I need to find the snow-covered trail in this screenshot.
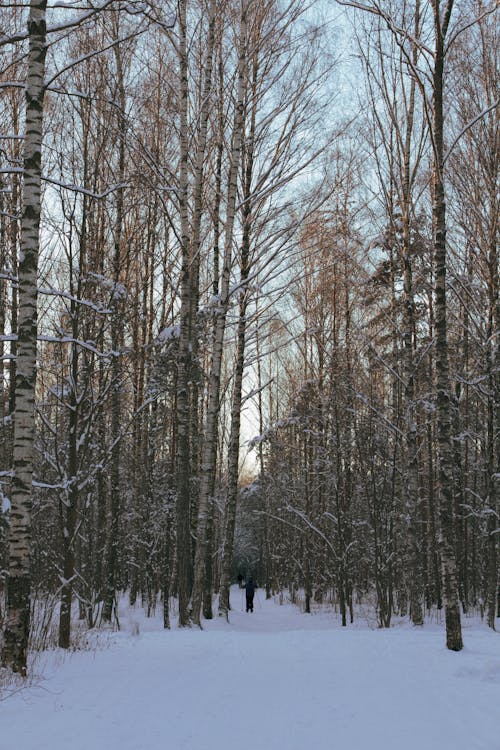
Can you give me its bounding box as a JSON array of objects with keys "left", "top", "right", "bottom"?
[{"left": 1, "top": 590, "right": 499, "bottom": 750}]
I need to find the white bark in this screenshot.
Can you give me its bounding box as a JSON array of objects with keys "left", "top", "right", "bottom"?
[
  {"left": 2, "top": 0, "right": 47, "bottom": 675},
  {"left": 191, "top": 0, "right": 248, "bottom": 626}
]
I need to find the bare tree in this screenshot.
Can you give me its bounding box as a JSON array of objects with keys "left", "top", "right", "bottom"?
[{"left": 1, "top": 0, "right": 47, "bottom": 674}]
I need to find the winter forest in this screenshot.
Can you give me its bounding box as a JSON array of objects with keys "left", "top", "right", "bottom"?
[{"left": 0, "top": 0, "right": 499, "bottom": 740}]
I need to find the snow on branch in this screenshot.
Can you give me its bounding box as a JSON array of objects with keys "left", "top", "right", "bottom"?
[
  {"left": 37, "top": 335, "right": 122, "bottom": 358},
  {"left": 241, "top": 378, "right": 274, "bottom": 406},
  {"left": 156, "top": 324, "right": 180, "bottom": 344},
  {"left": 38, "top": 286, "right": 113, "bottom": 314},
  {"left": 43, "top": 176, "right": 129, "bottom": 199}
]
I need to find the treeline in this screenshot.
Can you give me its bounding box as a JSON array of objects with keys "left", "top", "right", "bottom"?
[{"left": 0, "top": 0, "right": 498, "bottom": 674}]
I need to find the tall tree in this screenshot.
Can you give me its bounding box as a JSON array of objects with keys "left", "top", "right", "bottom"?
[
  {"left": 174, "top": 0, "right": 196, "bottom": 627},
  {"left": 191, "top": 0, "right": 248, "bottom": 627},
  {"left": 430, "top": 0, "right": 463, "bottom": 651},
  {"left": 339, "top": 0, "right": 464, "bottom": 650},
  {"left": 1, "top": 0, "right": 47, "bottom": 674}
]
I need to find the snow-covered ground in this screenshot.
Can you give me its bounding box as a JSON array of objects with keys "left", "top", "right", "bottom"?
[{"left": 1, "top": 589, "right": 498, "bottom": 750}]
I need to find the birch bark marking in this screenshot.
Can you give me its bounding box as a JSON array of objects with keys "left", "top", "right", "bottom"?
[
  {"left": 191, "top": 0, "right": 248, "bottom": 626},
  {"left": 1, "top": 0, "right": 47, "bottom": 675},
  {"left": 8, "top": 101, "right": 20, "bottom": 423},
  {"left": 431, "top": 0, "right": 463, "bottom": 651}
]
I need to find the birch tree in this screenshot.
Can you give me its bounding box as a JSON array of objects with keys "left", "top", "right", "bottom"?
[
  {"left": 339, "top": 0, "right": 465, "bottom": 649},
  {"left": 1, "top": 0, "right": 47, "bottom": 675},
  {"left": 191, "top": 0, "right": 248, "bottom": 627}
]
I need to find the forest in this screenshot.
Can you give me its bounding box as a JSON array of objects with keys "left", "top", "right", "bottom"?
[{"left": 0, "top": 0, "right": 498, "bottom": 678}]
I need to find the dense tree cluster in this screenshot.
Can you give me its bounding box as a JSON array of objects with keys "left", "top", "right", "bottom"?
[
  {"left": 236, "top": 1, "right": 499, "bottom": 641},
  {"left": 0, "top": 0, "right": 497, "bottom": 673}
]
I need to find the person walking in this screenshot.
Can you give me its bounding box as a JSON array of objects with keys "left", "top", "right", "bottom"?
[{"left": 245, "top": 577, "right": 256, "bottom": 612}]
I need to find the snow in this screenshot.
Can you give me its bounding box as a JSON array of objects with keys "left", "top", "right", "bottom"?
[
  {"left": 38, "top": 286, "right": 113, "bottom": 314},
  {"left": 157, "top": 324, "right": 180, "bottom": 343},
  {"left": 0, "top": 589, "right": 498, "bottom": 750},
  {"left": 1, "top": 494, "right": 10, "bottom": 513}
]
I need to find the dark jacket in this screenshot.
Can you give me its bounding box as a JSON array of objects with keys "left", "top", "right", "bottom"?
[{"left": 245, "top": 579, "right": 255, "bottom": 597}]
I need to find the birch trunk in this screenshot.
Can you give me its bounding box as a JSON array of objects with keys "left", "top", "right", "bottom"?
[
  {"left": 102, "top": 30, "right": 126, "bottom": 623},
  {"left": 402, "top": 1, "right": 423, "bottom": 626},
  {"left": 8, "top": 103, "right": 20, "bottom": 424},
  {"left": 191, "top": 0, "right": 248, "bottom": 626},
  {"left": 486, "top": 178, "right": 498, "bottom": 629},
  {"left": 218, "top": 43, "right": 258, "bottom": 615},
  {"left": 255, "top": 323, "right": 272, "bottom": 599},
  {"left": 175, "top": 0, "right": 194, "bottom": 627},
  {"left": 188, "top": 0, "right": 217, "bottom": 620},
  {"left": 58, "top": 309, "right": 81, "bottom": 646},
  {"left": 217, "top": 303, "right": 248, "bottom": 618},
  {"left": 1, "top": 0, "right": 47, "bottom": 675},
  {"left": 0, "top": 146, "right": 8, "bottom": 619},
  {"left": 431, "top": 0, "right": 462, "bottom": 651},
  {"left": 202, "top": 41, "right": 226, "bottom": 621}
]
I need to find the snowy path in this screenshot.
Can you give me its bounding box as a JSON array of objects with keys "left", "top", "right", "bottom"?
[{"left": 1, "top": 590, "right": 499, "bottom": 750}]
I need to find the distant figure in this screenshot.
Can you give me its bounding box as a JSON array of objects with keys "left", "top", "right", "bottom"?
[
  {"left": 245, "top": 577, "right": 256, "bottom": 612},
  {"left": 237, "top": 573, "right": 244, "bottom": 589}
]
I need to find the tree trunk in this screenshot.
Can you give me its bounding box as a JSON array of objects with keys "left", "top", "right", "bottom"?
[
  {"left": 1, "top": 0, "right": 47, "bottom": 675},
  {"left": 185, "top": 0, "right": 217, "bottom": 624},
  {"left": 218, "top": 43, "right": 257, "bottom": 614},
  {"left": 102, "top": 29, "right": 126, "bottom": 624},
  {"left": 432, "top": 0, "right": 462, "bottom": 651},
  {"left": 58, "top": 340, "right": 79, "bottom": 647},
  {"left": 191, "top": 0, "right": 248, "bottom": 626},
  {"left": 486, "top": 167, "right": 499, "bottom": 629},
  {"left": 402, "top": 5, "right": 423, "bottom": 626},
  {"left": 175, "top": 0, "right": 194, "bottom": 627}
]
